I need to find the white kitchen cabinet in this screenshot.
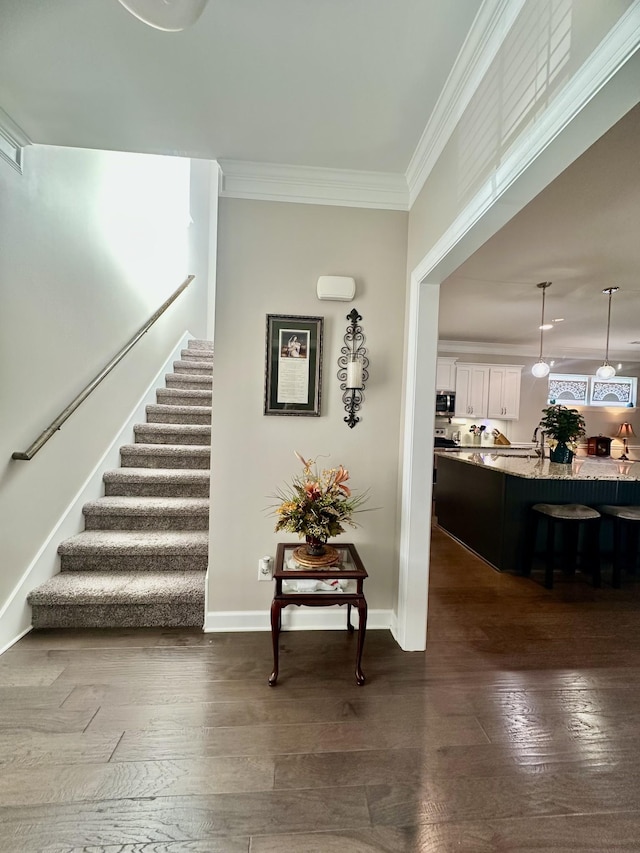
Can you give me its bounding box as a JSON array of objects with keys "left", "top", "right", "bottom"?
[
  {"left": 455, "top": 363, "right": 523, "bottom": 420},
  {"left": 454, "top": 364, "right": 490, "bottom": 418},
  {"left": 487, "top": 366, "right": 522, "bottom": 419},
  {"left": 436, "top": 357, "right": 457, "bottom": 391}
]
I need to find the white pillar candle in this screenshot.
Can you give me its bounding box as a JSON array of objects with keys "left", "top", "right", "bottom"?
[{"left": 346, "top": 356, "right": 363, "bottom": 389}]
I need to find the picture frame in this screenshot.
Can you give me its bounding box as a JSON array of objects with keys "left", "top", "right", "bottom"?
[{"left": 264, "top": 314, "right": 323, "bottom": 416}]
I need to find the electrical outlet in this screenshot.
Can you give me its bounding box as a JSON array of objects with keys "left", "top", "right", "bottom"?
[{"left": 258, "top": 556, "right": 273, "bottom": 581}]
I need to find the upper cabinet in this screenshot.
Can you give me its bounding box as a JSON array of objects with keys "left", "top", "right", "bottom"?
[
  {"left": 436, "top": 357, "right": 457, "bottom": 391},
  {"left": 487, "top": 366, "right": 522, "bottom": 419},
  {"left": 454, "top": 364, "right": 490, "bottom": 418},
  {"left": 455, "top": 363, "right": 523, "bottom": 420}
]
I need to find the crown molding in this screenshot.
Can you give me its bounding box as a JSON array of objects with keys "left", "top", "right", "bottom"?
[
  {"left": 406, "top": 0, "right": 525, "bottom": 207},
  {"left": 438, "top": 340, "right": 640, "bottom": 361},
  {"left": 0, "top": 106, "right": 31, "bottom": 174},
  {"left": 218, "top": 159, "right": 409, "bottom": 211}
]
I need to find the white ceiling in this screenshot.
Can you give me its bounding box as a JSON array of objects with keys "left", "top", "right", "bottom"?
[
  {"left": 1, "top": 1, "right": 638, "bottom": 359},
  {"left": 0, "top": 0, "right": 481, "bottom": 171},
  {"left": 438, "top": 102, "right": 640, "bottom": 361}
]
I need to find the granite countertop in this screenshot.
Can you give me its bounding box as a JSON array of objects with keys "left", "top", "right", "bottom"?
[{"left": 434, "top": 450, "right": 640, "bottom": 480}]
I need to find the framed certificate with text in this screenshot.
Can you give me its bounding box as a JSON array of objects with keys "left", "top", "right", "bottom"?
[{"left": 264, "top": 314, "right": 323, "bottom": 416}]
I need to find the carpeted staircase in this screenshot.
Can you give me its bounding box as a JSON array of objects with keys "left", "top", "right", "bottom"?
[{"left": 27, "top": 339, "right": 213, "bottom": 629}]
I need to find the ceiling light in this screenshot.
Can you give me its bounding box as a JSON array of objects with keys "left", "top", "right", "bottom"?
[
  {"left": 531, "top": 281, "right": 552, "bottom": 378},
  {"left": 595, "top": 286, "right": 619, "bottom": 380},
  {"left": 117, "top": 0, "right": 209, "bottom": 31},
  {"left": 539, "top": 323, "right": 553, "bottom": 330},
  {"left": 553, "top": 318, "right": 564, "bottom": 323}
]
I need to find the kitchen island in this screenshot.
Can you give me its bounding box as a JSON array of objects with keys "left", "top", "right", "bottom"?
[{"left": 434, "top": 450, "right": 640, "bottom": 574}]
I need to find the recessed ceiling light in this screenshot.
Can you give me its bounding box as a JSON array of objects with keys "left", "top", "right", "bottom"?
[
  {"left": 617, "top": 363, "right": 623, "bottom": 370},
  {"left": 553, "top": 318, "right": 564, "bottom": 322},
  {"left": 539, "top": 323, "right": 553, "bottom": 330}
]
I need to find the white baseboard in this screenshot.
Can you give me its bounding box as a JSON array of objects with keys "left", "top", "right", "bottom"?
[
  {"left": 0, "top": 626, "right": 32, "bottom": 657},
  {"left": 0, "top": 331, "right": 195, "bottom": 656},
  {"left": 388, "top": 610, "right": 399, "bottom": 646},
  {"left": 204, "top": 608, "right": 393, "bottom": 633}
]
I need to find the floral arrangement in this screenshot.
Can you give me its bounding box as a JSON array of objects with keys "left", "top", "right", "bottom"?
[
  {"left": 538, "top": 404, "right": 586, "bottom": 450},
  {"left": 272, "top": 452, "right": 368, "bottom": 542}
]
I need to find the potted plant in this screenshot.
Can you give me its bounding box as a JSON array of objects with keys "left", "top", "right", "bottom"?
[
  {"left": 538, "top": 404, "right": 586, "bottom": 464},
  {"left": 272, "top": 452, "right": 368, "bottom": 558}
]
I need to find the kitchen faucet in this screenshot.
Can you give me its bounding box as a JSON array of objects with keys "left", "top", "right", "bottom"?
[{"left": 532, "top": 426, "right": 546, "bottom": 458}]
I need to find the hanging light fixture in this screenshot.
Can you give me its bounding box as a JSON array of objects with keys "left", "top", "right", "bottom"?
[
  {"left": 595, "top": 287, "right": 620, "bottom": 380},
  {"left": 117, "top": 0, "right": 209, "bottom": 31},
  {"left": 531, "top": 281, "right": 552, "bottom": 378}
]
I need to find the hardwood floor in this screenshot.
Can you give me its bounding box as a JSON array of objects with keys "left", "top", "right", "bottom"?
[{"left": 2, "top": 524, "right": 640, "bottom": 851}]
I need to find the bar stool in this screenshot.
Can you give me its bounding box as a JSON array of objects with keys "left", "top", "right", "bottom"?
[
  {"left": 598, "top": 505, "right": 640, "bottom": 588},
  {"left": 524, "top": 503, "right": 601, "bottom": 589}
]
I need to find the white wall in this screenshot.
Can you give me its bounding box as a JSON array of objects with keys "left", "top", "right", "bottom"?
[
  {"left": 208, "top": 198, "right": 408, "bottom": 626},
  {"left": 0, "top": 144, "right": 211, "bottom": 627},
  {"left": 408, "top": 0, "right": 635, "bottom": 272}
]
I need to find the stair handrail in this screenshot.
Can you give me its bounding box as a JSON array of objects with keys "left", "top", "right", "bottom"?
[{"left": 12, "top": 274, "right": 195, "bottom": 461}]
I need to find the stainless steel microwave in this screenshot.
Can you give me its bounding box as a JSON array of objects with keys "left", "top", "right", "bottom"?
[{"left": 436, "top": 393, "right": 455, "bottom": 415}]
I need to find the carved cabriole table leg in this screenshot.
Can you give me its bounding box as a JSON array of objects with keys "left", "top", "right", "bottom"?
[
  {"left": 268, "top": 599, "right": 283, "bottom": 686},
  {"left": 354, "top": 598, "right": 367, "bottom": 685}
]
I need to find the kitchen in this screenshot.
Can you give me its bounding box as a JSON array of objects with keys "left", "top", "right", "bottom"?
[
  {"left": 431, "top": 103, "right": 640, "bottom": 578},
  {"left": 432, "top": 349, "right": 640, "bottom": 572},
  {"left": 433, "top": 355, "right": 639, "bottom": 455}
]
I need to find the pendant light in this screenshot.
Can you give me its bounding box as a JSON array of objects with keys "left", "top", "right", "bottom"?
[
  {"left": 595, "top": 287, "right": 619, "bottom": 380},
  {"left": 531, "top": 281, "right": 552, "bottom": 378},
  {"left": 117, "top": 0, "right": 209, "bottom": 31}
]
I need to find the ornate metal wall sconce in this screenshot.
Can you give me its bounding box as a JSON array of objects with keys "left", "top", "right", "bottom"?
[{"left": 337, "top": 308, "right": 369, "bottom": 428}]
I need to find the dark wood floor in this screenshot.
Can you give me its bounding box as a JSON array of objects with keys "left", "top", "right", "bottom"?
[{"left": 3, "top": 525, "right": 640, "bottom": 852}]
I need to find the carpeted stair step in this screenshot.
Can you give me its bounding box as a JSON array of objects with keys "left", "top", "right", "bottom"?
[
  {"left": 134, "top": 422, "right": 211, "bottom": 446},
  {"left": 120, "top": 443, "right": 210, "bottom": 469},
  {"left": 173, "top": 360, "right": 213, "bottom": 375},
  {"left": 145, "top": 404, "right": 212, "bottom": 425},
  {"left": 181, "top": 348, "right": 213, "bottom": 362},
  {"left": 58, "top": 530, "right": 208, "bottom": 571},
  {"left": 156, "top": 388, "right": 212, "bottom": 407},
  {"left": 83, "top": 497, "right": 210, "bottom": 531},
  {"left": 165, "top": 373, "right": 212, "bottom": 390},
  {"left": 28, "top": 571, "right": 206, "bottom": 628},
  {"left": 103, "top": 468, "right": 210, "bottom": 498},
  {"left": 187, "top": 339, "right": 214, "bottom": 352}
]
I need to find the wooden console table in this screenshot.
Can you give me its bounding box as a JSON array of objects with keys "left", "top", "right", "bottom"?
[{"left": 268, "top": 542, "right": 368, "bottom": 686}]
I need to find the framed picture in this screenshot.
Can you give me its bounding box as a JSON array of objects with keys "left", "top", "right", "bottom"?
[{"left": 264, "top": 314, "right": 323, "bottom": 416}]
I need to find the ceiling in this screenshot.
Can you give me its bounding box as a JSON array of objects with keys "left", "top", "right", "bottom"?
[
  {"left": 1, "top": 1, "right": 637, "bottom": 360},
  {"left": 438, "top": 102, "right": 640, "bottom": 362},
  {"left": 0, "top": 0, "right": 481, "bottom": 171}
]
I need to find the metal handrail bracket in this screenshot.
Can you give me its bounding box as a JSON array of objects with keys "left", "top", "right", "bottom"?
[{"left": 12, "top": 275, "right": 195, "bottom": 461}]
